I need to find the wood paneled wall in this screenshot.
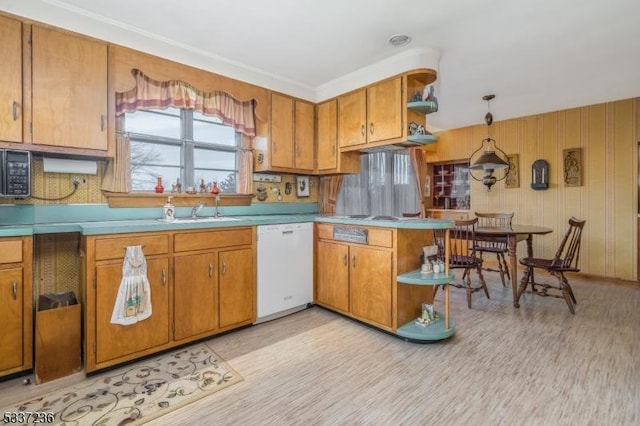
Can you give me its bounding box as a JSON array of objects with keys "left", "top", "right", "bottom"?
[{"left": 426, "top": 98, "right": 639, "bottom": 281}]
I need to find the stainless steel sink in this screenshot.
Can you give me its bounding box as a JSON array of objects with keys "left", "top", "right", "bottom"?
[{"left": 157, "top": 216, "right": 241, "bottom": 224}]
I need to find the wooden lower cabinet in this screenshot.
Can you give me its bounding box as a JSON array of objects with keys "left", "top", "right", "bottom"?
[
  {"left": 0, "top": 237, "right": 33, "bottom": 378},
  {"left": 173, "top": 246, "right": 254, "bottom": 341},
  {"left": 174, "top": 252, "right": 218, "bottom": 340},
  {"left": 95, "top": 258, "right": 170, "bottom": 364},
  {"left": 84, "top": 227, "right": 255, "bottom": 372},
  {"left": 316, "top": 240, "right": 350, "bottom": 313},
  {"left": 349, "top": 246, "right": 392, "bottom": 328},
  {"left": 315, "top": 225, "right": 395, "bottom": 331},
  {"left": 315, "top": 223, "right": 436, "bottom": 334},
  {"left": 219, "top": 248, "right": 254, "bottom": 328}
]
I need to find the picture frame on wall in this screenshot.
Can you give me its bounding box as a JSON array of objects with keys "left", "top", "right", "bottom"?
[
  {"left": 296, "top": 176, "right": 310, "bottom": 197},
  {"left": 563, "top": 147, "right": 582, "bottom": 187},
  {"left": 505, "top": 154, "right": 520, "bottom": 188}
]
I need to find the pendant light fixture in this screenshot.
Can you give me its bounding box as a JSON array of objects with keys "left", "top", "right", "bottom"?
[{"left": 469, "top": 94, "right": 510, "bottom": 191}]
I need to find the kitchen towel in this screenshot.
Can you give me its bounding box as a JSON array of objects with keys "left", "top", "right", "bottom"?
[{"left": 111, "top": 245, "right": 152, "bottom": 325}]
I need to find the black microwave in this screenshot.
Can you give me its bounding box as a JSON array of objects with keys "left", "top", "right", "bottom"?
[{"left": 0, "top": 149, "right": 31, "bottom": 198}]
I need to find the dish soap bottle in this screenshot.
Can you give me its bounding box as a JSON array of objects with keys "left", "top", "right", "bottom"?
[{"left": 163, "top": 196, "right": 175, "bottom": 221}]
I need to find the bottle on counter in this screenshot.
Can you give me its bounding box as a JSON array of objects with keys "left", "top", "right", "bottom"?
[{"left": 163, "top": 196, "right": 175, "bottom": 222}]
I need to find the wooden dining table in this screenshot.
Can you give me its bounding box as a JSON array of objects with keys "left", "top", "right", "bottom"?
[{"left": 474, "top": 225, "right": 553, "bottom": 308}]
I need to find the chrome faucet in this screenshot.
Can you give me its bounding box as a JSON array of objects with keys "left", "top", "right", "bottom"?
[{"left": 191, "top": 203, "right": 204, "bottom": 218}]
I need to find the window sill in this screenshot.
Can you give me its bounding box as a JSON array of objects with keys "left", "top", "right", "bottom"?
[{"left": 103, "top": 192, "right": 253, "bottom": 208}]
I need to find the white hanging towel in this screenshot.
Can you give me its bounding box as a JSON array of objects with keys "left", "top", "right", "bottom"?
[{"left": 111, "top": 245, "right": 152, "bottom": 325}]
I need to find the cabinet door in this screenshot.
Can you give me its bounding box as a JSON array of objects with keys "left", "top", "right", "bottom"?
[
  {"left": 294, "top": 100, "right": 315, "bottom": 171},
  {"left": 270, "top": 93, "right": 295, "bottom": 168},
  {"left": 338, "top": 89, "right": 367, "bottom": 148},
  {"left": 174, "top": 252, "right": 218, "bottom": 340},
  {"left": 316, "top": 241, "right": 350, "bottom": 313},
  {"left": 0, "top": 268, "right": 24, "bottom": 372},
  {"left": 350, "top": 246, "right": 393, "bottom": 328},
  {"left": 31, "top": 26, "right": 108, "bottom": 150},
  {"left": 219, "top": 248, "right": 254, "bottom": 328},
  {"left": 317, "top": 99, "right": 338, "bottom": 171},
  {"left": 95, "top": 258, "right": 170, "bottom": 364},
  {"left": 0, "top": 16, "right": 23, "bottom": 143},
  {"left": 367, "top": 77, "right": 402, "bottom": 143}
]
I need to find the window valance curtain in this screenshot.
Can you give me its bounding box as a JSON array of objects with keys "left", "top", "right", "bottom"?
[{"left": 116, "top": 69, "right": 257, "bottom": 137}]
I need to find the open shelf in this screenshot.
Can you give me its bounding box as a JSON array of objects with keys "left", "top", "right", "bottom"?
[
  {"left": 407, "top": 101, "right": 438, "bottom": 115},
  {"left": 397, "top": 269, "right": 454, "bottom": 286},
  {"left": 396, "top": 312, "right": 455, "bottom": 342},
  {"left": 406, "top": 134, "right": 437, "bottom": 145},
  {"left": 396, "top": 269, "right": 455, "bottom": 342}
]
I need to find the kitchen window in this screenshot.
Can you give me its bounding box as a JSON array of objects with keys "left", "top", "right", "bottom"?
[
  {"left": 336, "top": 152, "right": 420, "bottom": 216},
  {"left": 124, "top": 107, "right": 239, "bottom": 192}
]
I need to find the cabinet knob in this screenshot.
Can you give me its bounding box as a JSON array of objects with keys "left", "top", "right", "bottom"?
[
  {"left": 352, "top": 255, "right": 356, "bottom": 268},
  {"left": 221, "top": 262, "right": 227, "bottom": 276},
  {"left": 360, "top": 124, "right": 365, "bottom": 137},
  {"left": 12, "top": 101, "right": 19, "bottom": 121},
  {"left": 162, "top": 269, "right": 167, "bottom": 286},
  {"left": 343, "top": 254, "right": 347, "bottom": 266},
  {"left": 100, "top": 114, "right": 106, "bottom": 131},
  {"left": 12, "top": 281, "right": 17, "bottom": 300},
  {"left": 369, "top": 123, "right": 374, "bottom": 135},
  {"left": 209, "top": 263, "right": 214, "bottom": 278}
]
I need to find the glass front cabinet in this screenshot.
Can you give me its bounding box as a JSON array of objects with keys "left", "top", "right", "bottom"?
[{"left": 431, "top": 161, "right": 470, "bottom": 210}]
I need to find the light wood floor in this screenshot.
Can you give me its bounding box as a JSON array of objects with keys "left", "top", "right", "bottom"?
[{"left": 1, "top": 274, "right": 639, "bottom": 425}]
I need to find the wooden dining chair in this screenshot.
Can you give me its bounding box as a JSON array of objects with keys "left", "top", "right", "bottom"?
[
  {"left": 473, "top": 212, "right": 514, "bottom": 287},
  {"left": 433, "top": 217, "right": 489, "bottom": 309},
  {"left": 518, "top": 217, "right": 586, "bottom": 314}
]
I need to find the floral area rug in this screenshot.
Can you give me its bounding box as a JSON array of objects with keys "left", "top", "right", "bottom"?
[{"left": 1, "top": 344, "right": 242, "bottom": 425}]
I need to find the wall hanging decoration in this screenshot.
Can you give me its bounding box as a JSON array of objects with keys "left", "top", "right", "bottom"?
[
  {"left": 563, "top": 147, "right": 582, "bottom": 187},
  {"left": 296, "top": 176, "right": 310, "bottom": 197},
  {"left": 469, "top": 95, "right": 510, "bottom": 191},
  {"left": 531, "top": 159, "right": 549, "bottom": 190},
  {"left": 423, "top": 174, "right": 431, "bottom": 197},
  {"left": 505, "top": 154, "right": 520, "bottom": 188}
]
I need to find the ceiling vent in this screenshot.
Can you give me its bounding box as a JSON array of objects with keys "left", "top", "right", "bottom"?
[{"left": 388, "top": 34, "right": 411, "bottom": 47}]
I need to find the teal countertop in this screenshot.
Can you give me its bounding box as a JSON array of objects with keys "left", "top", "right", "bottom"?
[{"left": 0, "top": 204, "right": 454, "bottom": 237}]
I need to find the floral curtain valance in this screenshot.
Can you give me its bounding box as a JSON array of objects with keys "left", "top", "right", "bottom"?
[{"left": 116, "top": 69, "right": 257, "bottom": 136}]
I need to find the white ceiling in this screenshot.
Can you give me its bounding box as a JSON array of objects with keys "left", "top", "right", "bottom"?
[{"left": 3, "top": 0, "right": 640, "bottom": 131}]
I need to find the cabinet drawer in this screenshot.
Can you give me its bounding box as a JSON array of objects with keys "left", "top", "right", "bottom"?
[
  {"left": 316, "top": 223, "right": 393, "bottom": 248},
  {"left": 174, "top": 228, "right": 253, "bottom": 252},
  {"left": 0, "top": 240, "right": 23, "bottom": 264},
  {"left": 438, "top": 211, "right": 469, "bottom": 221},
  {"left": 94, "top": 234, "right": 169, "bottom": 261}
]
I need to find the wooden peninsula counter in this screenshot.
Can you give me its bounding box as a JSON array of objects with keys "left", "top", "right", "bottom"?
[{"left": 314, "top": 216, "right": 455, "bottom": 342}]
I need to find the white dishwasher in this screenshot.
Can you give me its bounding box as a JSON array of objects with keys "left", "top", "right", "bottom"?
[{"left": 256, "top": 222, "right": 313, "bottom": 323}]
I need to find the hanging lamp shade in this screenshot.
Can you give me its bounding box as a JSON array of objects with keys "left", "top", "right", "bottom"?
[
  {"left": 468, "top": 95, "right": 511, "bottom": 191},
  {"left": 470, "top": 141, "right": 510, "bottom": 171}
]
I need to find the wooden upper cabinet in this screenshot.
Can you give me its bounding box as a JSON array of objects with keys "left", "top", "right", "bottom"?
[
  {"left": 367, "top": 77, "right": 403, "bottom": 143},
  {"left": 338, "top": 76, "right": 403, "bottom": 149},
  {"left": 0, "top": 15, "right": 23, "bottom": 143},
  {"left": 294, "top": 100, "right": 315, "bottom": 171},
  {"left": 270, "top": 92, "right": 315, "bottom": 172},
  {"left": 317, "top": 99, "right": 338, "bottom": 171},
  {"left": 338, "top": 89, "right": 367, "bottom": 148},
  {"left": 31, "top": 25, "right": 108, "bottom": 151},
  {"left": 270, "top": 93, "right": 295, "bottom": 168}
]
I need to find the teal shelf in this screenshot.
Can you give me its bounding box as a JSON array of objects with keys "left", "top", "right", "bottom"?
[
  {"left": 407, "top": 101, "right": 438, "bottom": 114},
  {"left": 396, "top": 312, "right": 455, "bottom": 341},
  {"left": 397, "top": 269, "right": 454, "bottom": 285},
  {"left": 406, "top": 134, "right": 437, "bottom": 145}
]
